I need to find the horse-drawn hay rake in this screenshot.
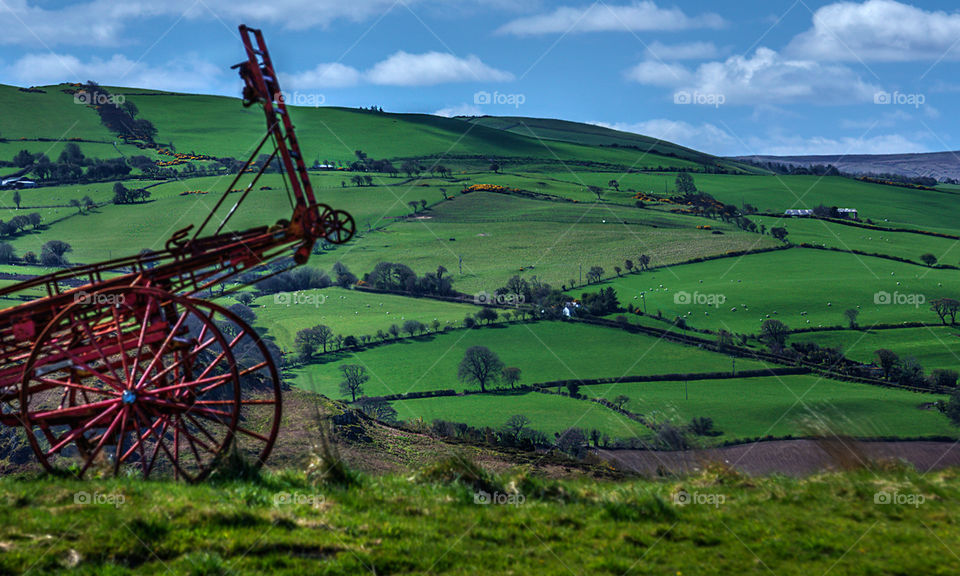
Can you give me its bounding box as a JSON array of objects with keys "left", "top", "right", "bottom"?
[{"left": 0, "top": 25, "right": 354, "bottom": 481}]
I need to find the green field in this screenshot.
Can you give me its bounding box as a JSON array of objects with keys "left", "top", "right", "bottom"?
[
  {"left": 582, "top": 375, "right": 953, "bottom": 441},
  {"left": 4, "top": 468, "right": 960, "bottom": 575},
  {"left": 118, "top": 90, "right": 702, "bottom": 171},
  {"left": 599, "top": 247, "right": 960, "bottom": 334},
  {"left": 462, "top": 115, "right": 759, "bottom": 172},
  {"left": 0, "top": 84, "right": 114, "bottom": 141},
  {"left": 2, "top": 81, "right": 959, "bottom": 453},
  {"left": 306, "top": 191, "right": 775, "bottom": 294},
  {"left": 393, "top": 391, "right": 649, "bottom": 439},
  {"left": 752, "top": 216, "right": 960, "bottom": 265},
  {"left": 794, "top": 327, "right": 960, "bottom": 372},
  {"left": 292, "top": 321, "right": 768, "bottom": 398},
  {"left": 251, "top": 287, "right": 481, "bottom": 351}
]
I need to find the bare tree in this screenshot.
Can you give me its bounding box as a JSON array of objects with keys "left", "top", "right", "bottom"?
[
  {"left": 502, "top": 414, "right": 531, "bottom": 439},
  {"left": 339, "top": 364, "right": 369, "bottom": 402},
  {"left": 458, "top": 346, "right": 504, "bottom": 392},
  {"left": 503, "top": 366, "right": 521, "bottom": 388}
]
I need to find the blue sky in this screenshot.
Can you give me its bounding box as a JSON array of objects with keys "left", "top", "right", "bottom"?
[{"left": 1, "top": 0, "right": 959, "bottom": 157}]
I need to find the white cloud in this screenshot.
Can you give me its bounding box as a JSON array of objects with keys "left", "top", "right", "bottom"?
[
  {"left": 0, "top": 0, "right": 494, "bottom": 46},
  {"left": 592, "top": 119, "right": 736, "bottom": 155},
  {"left": 787, "top": 0, "right": 960, "bottom": 62},
  {"left": 628, "top": 47, "right": 880, "bottom": 105},
  {"left": 625, "top": 60, "right": 692, "bottom": 86},
  {"left": 282, "top": 63, "right": 363, "bottom": 89},
  {"left": 497, "top": 1, "right": 724, "bottom": 36},
  {"left": 3, "top": 49, "right": 511, "bottom": 93},
  {"left": 365, "top": 52, "right": 513, "bottom": 86},
  {"left": 0, "top": 0, "right": 162, "bottom": 46},
  {"left": 5, "top": 52, "right": 228, "bottom": 94},
  {"left": 645, "top": 41, "right": 719, "bottom": 61},
  {"left": 748, "top": 133, "right": 929, "bottom": 156},
  {"left": 434, "top": 103, "right": 483, "bottom": 117},
  {"left": 592, "top": 119, "right": 928, "bottom": 156}
]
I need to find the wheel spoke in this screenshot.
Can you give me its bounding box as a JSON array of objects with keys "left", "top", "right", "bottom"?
[
  {"left": 74, "top": 307, "right": 126, "bottom": 387},
  {"left": 35, "top": 377, "right": 117, "bottom": 398},
  {"left": 134, "top": 307, "right": 190, "bottom": 390},
  {"left": 45, "top": 341, "right": 125, "bottom": 392},
  {"left": 44, "top": 403, "right": 120, "bottom": 457},
  {"left": 78, "top": 408, "right": 126, "bottom": 476},
  {"left": 138, "top": 334, "right": 219, "bottom": 392},
  {"left": 128, "top": 294, "right": 158, "bottom": 386},
  {"left": 111, "top": 305, "right": 132, "bottom": 385}
]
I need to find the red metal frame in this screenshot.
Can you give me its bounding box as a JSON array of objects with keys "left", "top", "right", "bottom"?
[{"left": 0, "top": 25, "right": 348, "bottom": 479}]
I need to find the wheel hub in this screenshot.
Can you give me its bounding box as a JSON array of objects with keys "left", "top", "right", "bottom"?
[{"left": 121, "top": 389, "right": 137, "bottom": 405}]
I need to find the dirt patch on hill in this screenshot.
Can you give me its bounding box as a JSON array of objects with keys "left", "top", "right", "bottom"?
[
  {"left": 597, "top": 439, "right": 960, "bottom": 477},
  {"left": 269, "top": 388, "right": 594, "bottom": 479}
]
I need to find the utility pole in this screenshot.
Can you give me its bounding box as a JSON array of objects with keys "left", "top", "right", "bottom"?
[
  {"left": 458, "top": 255, "right": 463, "bottom": 275},
  {"left": 579, "top": 263, "right": 582, "bottom": 286}
]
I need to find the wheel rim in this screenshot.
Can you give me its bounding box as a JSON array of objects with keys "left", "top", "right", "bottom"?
[
  {"left": 20, "top": 287, "right": 242, "bottom": 481},
  {"left": 186, "top": 298, "right": 282, "bottom": 472},
  {"left": 322, "top": 209, "right": 355, "bottom": 244}
]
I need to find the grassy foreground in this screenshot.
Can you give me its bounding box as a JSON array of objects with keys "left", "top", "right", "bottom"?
[{"left": 1, "top": 464, "right": 958, "bottom": 575}]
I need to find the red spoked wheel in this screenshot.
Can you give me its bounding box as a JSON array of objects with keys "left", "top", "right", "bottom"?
[
  {"left": 321, "top": 209, "right": 355, "bottom": 245},
  {"left": 19, "top": 286, "right": 242, "bottom": 481},
  {"left": 185, "top": 298, "right": 282, "bottom": 471}
]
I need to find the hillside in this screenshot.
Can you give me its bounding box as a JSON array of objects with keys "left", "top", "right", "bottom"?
[
  {"left": 734, "top": 151, "right": 960, "bottom": 181},
  {"left": 0, "top": 78, "right": 957, "bottom": 491},
  {"left": 460, "top": 115, "right": 761, "bottom": 174},
  {"left": 2, "top": 464, "right": 958, "bottom": 574},
  {"left": 0, "top": 84, "right": 711, "bottom": 172}
]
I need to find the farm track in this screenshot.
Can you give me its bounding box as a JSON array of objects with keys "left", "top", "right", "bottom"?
[{"left": 598, "top": 439, "right": 960, "bottom": 477}]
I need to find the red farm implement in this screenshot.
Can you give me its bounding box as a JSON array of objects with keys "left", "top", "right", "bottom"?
[{"left": 0, "top": 25, "right": 354, "bottom": 481}]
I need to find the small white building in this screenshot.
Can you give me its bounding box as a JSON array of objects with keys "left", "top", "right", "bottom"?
[
  {"left": 1, "top": 177, "right": 36, "bottom": 189},
  {"left": 784, "top": 209, "right": 814, "bottom": 217},
  {"left": 837, "top": 208, "right": 858, "bottom": 220}
]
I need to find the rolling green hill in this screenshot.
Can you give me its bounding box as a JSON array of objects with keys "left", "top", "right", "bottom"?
[
  {"left": 0, "top": 80, "right": 957, "bottom": 457},
  {"left": 459, "top": 115, "right": 762, "bottom": 173},
  {"left": 0, "top": 83, "right": 709, "bottom": 172}
]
